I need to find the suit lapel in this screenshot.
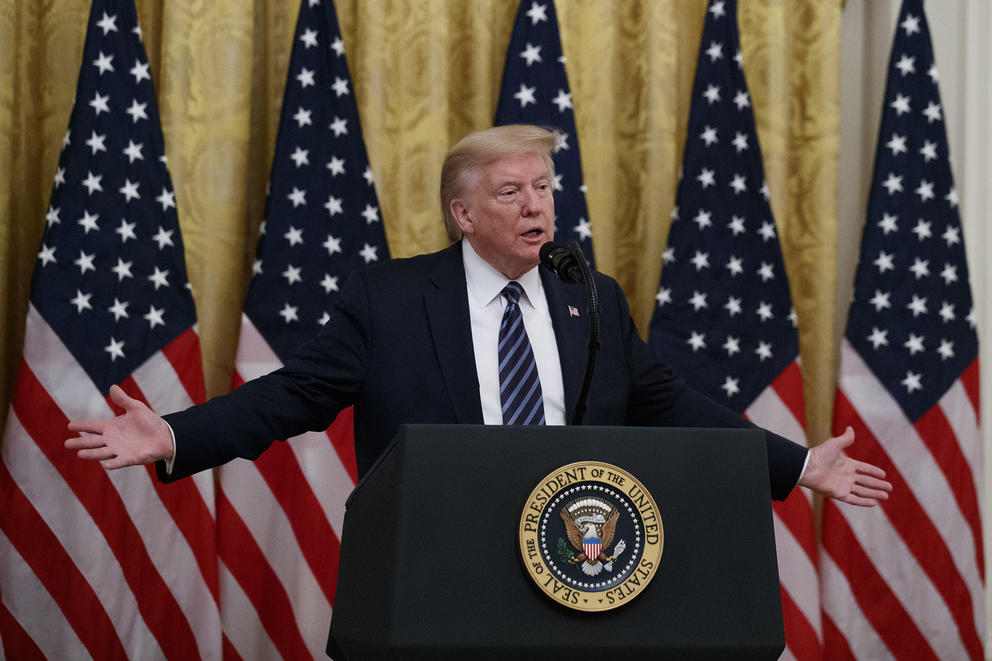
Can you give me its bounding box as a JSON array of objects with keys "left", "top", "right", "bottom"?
[
  {"left": 541, "top": 266, "right": 588, "bottom": 423},
  {"left": 423, "top": 243, "right": 484, "bottom": 423}
]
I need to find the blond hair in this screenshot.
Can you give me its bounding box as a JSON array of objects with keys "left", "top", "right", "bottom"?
[{"left": 440, "top": 124, "right": 557, "bottom": 241}]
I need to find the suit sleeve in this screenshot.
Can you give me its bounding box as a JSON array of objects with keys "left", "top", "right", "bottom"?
[
  {"left": 604, "top": 276, "right": 807, "bottom": 501},
  {"left": 157, "top": 271, "right": 373, "bottom": 482}
]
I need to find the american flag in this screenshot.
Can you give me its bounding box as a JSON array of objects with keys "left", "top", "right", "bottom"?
[
  {"left": 819, "top": 1, "right": 983, "bottom": 658},
  {"left": 646, "top": 2, "right": 820, "bottom": 659},
  {"left": 0, "top": 0, "right": 222, "bottom": 658},
  {"left": 214, "top": 0, "right": 389, "bottom": 658},
  {"left": 495, "top": 0, "right": 595, "bottom": 265}
]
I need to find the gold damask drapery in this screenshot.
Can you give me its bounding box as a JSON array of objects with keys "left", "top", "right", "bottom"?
[{"left": 0, "top": 0, "right": 841, "bottom": 447}]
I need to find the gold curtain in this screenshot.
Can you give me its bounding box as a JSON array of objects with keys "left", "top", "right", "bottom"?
[{"left": 0, "top": 0, "right": 840, "bottom": 447}]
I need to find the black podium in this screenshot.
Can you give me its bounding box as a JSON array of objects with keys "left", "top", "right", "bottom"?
[{"left": 328, "top": 425, "right": 784, "bottom": 660}]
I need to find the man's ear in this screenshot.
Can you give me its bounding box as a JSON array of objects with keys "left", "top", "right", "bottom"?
[{"left": 450, "top": 199, "right": 474, "bottom": 236}]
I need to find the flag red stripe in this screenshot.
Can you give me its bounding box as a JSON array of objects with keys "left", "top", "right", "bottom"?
[
  {"left": 772, "top": 489, "right": 817, "bottom": 564},
  {"left": 160, "top": 327, "right": 206, "bottom": 405},
  {"left": 769, "top": 361, "right": 807, "bottom": 426},
  {"left": 229, "top": 369, "right": 344, "bottom": 603},
  {"left": 328, "top": 406, "right": 358, "bottom": 484},
  {"left": 11, "top": 361, "right": 201, "bottom": 660},
  {"left": 222, "top": 634, "right": 244, "bottom": 661},
  {"left": 118, "top": 374, "right": 221, "bottom": 603},
  {"left": 753, "top": 362, "right": 819, "bottom": 658},
  {"left": 252, "top": 441, "right": 341, "bottom": 602},
  {"left": 820, "top": 611, "right": 857, "bottom": 661},
  {"left": 216, "top": 491, "right": 312, "bottom": 660},
  {"left": 142, "top": 461, "right": 221, "bottom": 600},
  {"left": 0, "top": 598, "right": 46, "bottom": 661},
  {"left": 0, "top": 460, "right": 127, "bottom": 661},
  {"left": 779, "top": 585, "right": 822, "bottom": 661},
  {"left": 914, "top": 403, "right": 984, "bottom": 582},
  {"left": 821, "top": 500, "right": 938, "bottom": 660},
  {"left": 834, "top": 391, "right": 983, "bottom": 660},
  {"left": 960, "top": 359, "right": 980, "bottom": 420}
]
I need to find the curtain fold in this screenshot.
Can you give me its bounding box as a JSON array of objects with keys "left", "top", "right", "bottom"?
[{"left": 0, "top": 0, "right": 840, "bottom": 446}]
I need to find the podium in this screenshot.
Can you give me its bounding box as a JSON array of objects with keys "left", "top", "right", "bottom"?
[{"left": 328, "top": 425, "right": 784, "bottom": 660}]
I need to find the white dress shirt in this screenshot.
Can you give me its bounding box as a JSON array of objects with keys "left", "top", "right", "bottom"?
[{"left": 462, "top": 239, "right": 566, "bottom": 425}]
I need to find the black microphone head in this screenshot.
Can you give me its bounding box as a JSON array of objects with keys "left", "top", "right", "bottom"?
[
  {"left": 540, "top": 241, "right": 582, "bottom": 284},
  {"left": 539, "top": 241, "right": 566, "bottom": 266}
]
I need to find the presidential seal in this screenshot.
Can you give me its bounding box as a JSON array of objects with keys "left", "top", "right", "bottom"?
[{"left": 518, "top": 461, "right": 663, "bottom": 612}]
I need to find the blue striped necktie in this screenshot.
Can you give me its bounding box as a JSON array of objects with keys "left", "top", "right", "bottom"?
[{"left": 498, "top": 281, "right": 545, "bottom": 425}]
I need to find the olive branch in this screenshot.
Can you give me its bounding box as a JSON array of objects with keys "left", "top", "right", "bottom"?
[{"left": 556, "top": 537, "right": 575, "bottom": 564}]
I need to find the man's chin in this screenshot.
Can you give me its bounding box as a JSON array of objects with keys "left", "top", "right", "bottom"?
[{"left": 501, "top": 250, "right": 543, "bottom": 280}]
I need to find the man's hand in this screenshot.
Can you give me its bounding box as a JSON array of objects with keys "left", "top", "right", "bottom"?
[
  {"left": 799, "top": 426, "right": 892, "bottom": 506},
  {"left": 65, "top": 385, "right": 174, "bottom": 469}
]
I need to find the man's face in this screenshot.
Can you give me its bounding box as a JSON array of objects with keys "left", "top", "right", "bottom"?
[{"left": 450, "top": 151, "right": 555, "bottom": 280}]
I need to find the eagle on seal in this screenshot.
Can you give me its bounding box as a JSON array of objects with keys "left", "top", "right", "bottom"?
[{"left": 561, "top": 499, "right": 620, "bottom": 576}]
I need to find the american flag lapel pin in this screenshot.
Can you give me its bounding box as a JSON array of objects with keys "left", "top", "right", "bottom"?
[{"left": 568, "top": 305, "right": 580, "bottom": 318}]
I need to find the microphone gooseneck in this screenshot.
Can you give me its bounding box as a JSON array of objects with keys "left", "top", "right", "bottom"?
[{"left": 540, "top": 240, "right": 599, "bottom": 425}]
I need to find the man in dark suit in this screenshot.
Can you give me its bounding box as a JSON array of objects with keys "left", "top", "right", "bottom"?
[{"left": 66, "top": 124, "right": 890, "bottom": 506}]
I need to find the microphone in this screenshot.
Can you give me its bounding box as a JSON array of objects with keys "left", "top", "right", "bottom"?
[
  {"left": 539, "top": 241, "right": 584, "bottom": 284},
  {"left": 540, "top": 240, "right": 599, "bottom": 425}
]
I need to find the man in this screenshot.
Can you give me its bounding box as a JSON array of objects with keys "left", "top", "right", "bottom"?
[{"left": 66, "top": 124, "right": 890, "bottom": 505}]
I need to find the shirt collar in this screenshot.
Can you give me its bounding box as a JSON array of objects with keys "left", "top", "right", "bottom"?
[{"left": 462, "top": 238, "right": 542, "bottom": 310}]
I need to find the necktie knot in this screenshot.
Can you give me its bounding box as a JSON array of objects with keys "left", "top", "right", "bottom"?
[{"left": 502, "top": 281, "right": 523, "bottom": 305}]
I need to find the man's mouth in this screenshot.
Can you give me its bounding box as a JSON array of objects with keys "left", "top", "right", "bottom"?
[{"left": 521, "top": 228, "right": 543, "bottom": 237}]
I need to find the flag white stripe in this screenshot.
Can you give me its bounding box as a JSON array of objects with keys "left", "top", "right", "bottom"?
[
  {"left": 132, "top": 350, "right": 217, "bottom": 514},
  {"left": 21, "top": 305, "right": 105, "bottom": 419},
  {"left": 819, "top": 549, "right": 890, "bottom": 659},
  {"left": 132, "top": 348, "right": 196, "bottom": 415},
  {"left": 234, "top": 318, "right": 353, "bottom": 536},
  {"left": 218, "top": 562, "right": 283, "bottom": 661},
  {"left": 839, "top": 340, "right": 984, "bottom": 625},
  {"left": 939, "top": 379, "right": 982, "bottom": 482},
  {"left": 235, "top": 315, "right": 282, "bottom": 380},
  {"left": 225, "top": 316, "right": 348, "bottom": 658},
  {"left": 220, "top": 458, "right": 331, "bottom": 660},
  {"left": 773, "top": 513, "right": 820, "bottom": 638},
  {"left": 833, "top": 480, "right": 971, "bottom": 659},
  {"left": 24, "top": 313, "right": 222, "bottom": 660},
  {"left": 2, "top": 413, "right": 164, "bottom": 659},
  {"left": 286, "top": 430, "right": 352, "bottom": 538},
  {"left": 746, "top": 382, "right": 820, "bottom": 648},
  {"left": 746, "top": 384, "right": 808, "bottom": 448},
  {"left": 0, "top": 529, "right": 90, "bottom": 660}
]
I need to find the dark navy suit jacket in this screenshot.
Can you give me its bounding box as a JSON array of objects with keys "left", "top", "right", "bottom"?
[{"left": 160, "top": 242, "right": 807, "bottom": 500}]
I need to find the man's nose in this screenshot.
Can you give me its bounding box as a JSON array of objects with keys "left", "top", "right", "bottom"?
[{"left": 519, "top": 186, "right": 539, "bottom": 215}]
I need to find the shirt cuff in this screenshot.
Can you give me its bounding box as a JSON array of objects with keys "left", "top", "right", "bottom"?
[
  {"left": 796, "top": 448, "right": 811, "bottom": 485},
  {"left": 164, "top": 421, "right": 177, "bottom": 475}
]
